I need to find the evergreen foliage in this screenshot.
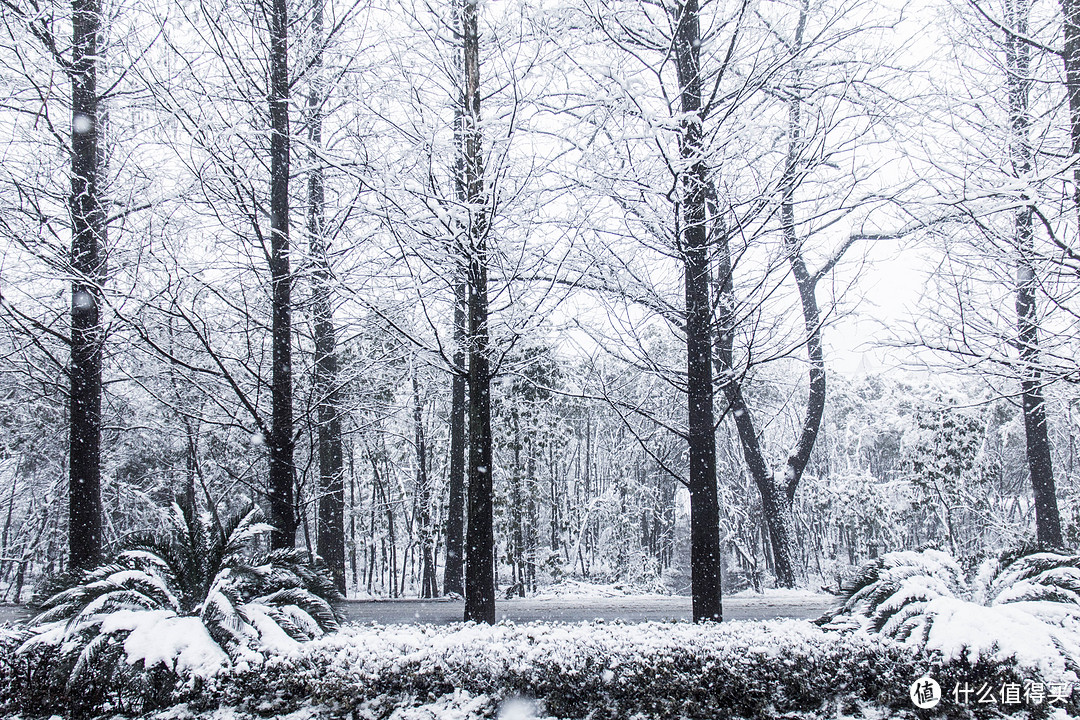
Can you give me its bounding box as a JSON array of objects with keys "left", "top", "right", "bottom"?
[
  {"left": 820, "top": 546, "right": 1080, "bottom": 679},
  {"left": 8, "top": 504, "right": 340, "bottom": 715}
]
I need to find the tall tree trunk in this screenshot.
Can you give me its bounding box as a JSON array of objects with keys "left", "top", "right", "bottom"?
[
  {"left": 1009, "top": 0, "right": 1063, "bottom": 546},
  {"left": 413, "top": 370, "right": 438, "bottom": 597},
  {"left": 268, "top": 0, "right": 295, "bottom": 550},
  {"left": 1062, "top": 0, "right": 1080, "bottom": 216},
  {"left": 714, "top": 0, "right": 822, "bottom": 589},
  {"left": 460, "top": 0, "right": 495, "bottom": 624},
  {"left": 443, "top": 250, "right": 468, "bottom": 596},
  {"left": 673, "top": 0, "right": 723, "bottom": 622},
  {"left": 69, "top": 0, "right": 105, "bottom": 570},
  {"left": 308, "top": 0, "right": 346, "bottom": 592},
  {"left": 443, "top": 0, "right": 470, "bottom": 600}
]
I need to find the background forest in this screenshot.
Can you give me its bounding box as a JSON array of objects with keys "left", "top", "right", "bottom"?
[{"left": 0, "top": 0, "right": 1079, "bottom": 609}]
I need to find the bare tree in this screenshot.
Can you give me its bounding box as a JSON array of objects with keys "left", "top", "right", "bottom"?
[{"left": 910, "top": 0, "right": 1071, "bottom": 547}]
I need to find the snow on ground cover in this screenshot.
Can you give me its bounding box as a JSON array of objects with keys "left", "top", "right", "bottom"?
[
  {"left": 125, "top": 693, "right": 910, "bottom": 720},
  {"left": 125, "top": 693, "right": 547, "bottom": 720},
  {"left": 32, "top": 696, "right": 1078, "bottom": 720},
  {"left": 729, "top": 587, "right": 837, "bottom": 602},
  {"left": 523, "top": 581, "right": 834, "bottom": 605},
  {"left": 518, "top": 580, "right": 672, "bottom": 600}
]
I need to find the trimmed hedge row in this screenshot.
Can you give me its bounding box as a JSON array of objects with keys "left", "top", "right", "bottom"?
[{"left": 0, "top": 619, "right": 1071, "bottom": 718}]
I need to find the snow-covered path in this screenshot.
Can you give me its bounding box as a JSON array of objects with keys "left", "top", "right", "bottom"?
[
  {"left": 0, "top": 591, "right": 835, "bottom": 626},
  {"left": 338, "top": 591, "right": 834, "bottom": 624}
]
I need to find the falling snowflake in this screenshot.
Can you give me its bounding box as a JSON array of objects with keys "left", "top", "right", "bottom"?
[{"left": 73, "top": 114, "right": 92, "bottom": 134}]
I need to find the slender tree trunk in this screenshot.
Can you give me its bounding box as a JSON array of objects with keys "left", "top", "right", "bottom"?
[
  {"left": 769, "top": 0, "right": 817, "bottom": 587},
  {"left": 510, "top": 417, "right": 524, "bottom": 596},
  {"left": 413, "top": 370, "right": 438, "bottom": 597},
  {"left": 460, "top": 0, "right": 495, "bottom": 624},
  {"left": 267, "top": 0, "right": 295, "bottom": 550},
  {"left": 673, "top": 0, "right": 722, "bottom": 622},
  {"left": 349, "top": 440, "right": 358, "bottom": 592},
  {"left": 715, "top": 211, "right": 801, "bottom": 588},
  {"left": 443, "top": 258, "right": 468, "bottom": 597},
  {"left": 712, "top": 0, "right": 822, "bottom": 589},
  {"left": 1061, "top": 0, "right": 1080, "bottom": 216},
  {"left": 308, "top": 0, "right": 346, "bottom": 591},
  {"left": 1009, "top": 0, "right": 1063, "bottom": 546},
  {"left": 0, "top": 473, "right": 16, "bottom": 581},
  {"left": 182, "top": 418, "right": 199, "bottom": 517},
  {"left": 69, "top": 0, "right": 105, "bottom": 570}
]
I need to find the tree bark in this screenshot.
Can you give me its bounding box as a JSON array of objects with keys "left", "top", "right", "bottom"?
[
  {"left": 1009, "top": 0, "right": 1063, "bottom": 546},
  {"left": 443, "top": 282, "right": 467, "bottom": 597},
  {"left": 308, "top": 0, "right": 346, "bottom": 590},
  {"left": 673, "top": 0, "right": 723, "bottom": 622},
  {"left": 443, "top": 14, "right": 469, "bottom": 593},
  {"left": 69, "top": 0, "right": 105, "bottom": 570},
  {"left": 413, "top": 370, "right": 438, "bottom": 598},
  {"left": 268, "top": 0, "right": 296, "bottom": 550},
  {"left": 713, "top": 0, "right": 822, "bottom": 589},
  {"left": 460, "top": 0, "right": 495, "bottom": 624},
  {"left": 1061, "top": 0, "right": 1080, "bottom": 214}
]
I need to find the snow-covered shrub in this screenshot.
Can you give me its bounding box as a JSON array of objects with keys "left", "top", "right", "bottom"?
[
  {"left": 820, "top": 546, "right": 1080, "bottom": 684},
  {"left": 0, "top": 614, "right": 1052, "bottom": 717},
  {"left": 8, "top": 504, "right": 340, "bottom": 716},
  {"left": 197, "top": 620, "right": 1022, "bottom": 719}
]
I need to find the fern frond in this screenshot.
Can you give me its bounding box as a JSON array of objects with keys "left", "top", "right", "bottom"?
[
  {"left": 259, "top": 587, "right": 340, "bottom": 633},
  {"left": 67, "top": 630, "right": 125, "bottom": 692}
]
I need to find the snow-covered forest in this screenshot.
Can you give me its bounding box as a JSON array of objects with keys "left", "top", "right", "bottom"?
[{"left": 2, "top": 0, "right": 1080, "bottom": 715}]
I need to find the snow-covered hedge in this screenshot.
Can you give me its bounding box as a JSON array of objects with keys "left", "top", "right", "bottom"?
[
  {"left": 223, "top": 621, "right": 908, "bottom": 717},
  {"left": 3, "top": 618, "right": 1042, "bottom": 718},
  {"left": 3, "top": 616, "right": 1071, "bottom": 718}
]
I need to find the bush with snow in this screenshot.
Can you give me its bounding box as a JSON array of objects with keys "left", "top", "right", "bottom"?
[
  {"left": 4, "top": 545, "right": 1079, "bottom": 718},
  {"left": 820, "top": 546, "right": 1080, "bottom": 685},
  {"left": 7, "top": 504, "right": 340, "bottom": 716},
  {"left": 0, "top": 613, "right": 1065, "bottom": 718},
  {"left": 176, "top": 620, "right": 1042, "bottom": 719}
]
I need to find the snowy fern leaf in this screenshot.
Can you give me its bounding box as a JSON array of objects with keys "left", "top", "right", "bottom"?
[
  {"left": 259, "top": 587, "right": 339, "bottom": 632},
  {"left": 66, "top": 630, "right": 124, "bottom": 693}
]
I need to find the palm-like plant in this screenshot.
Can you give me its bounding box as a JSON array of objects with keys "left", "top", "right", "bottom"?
[
  {"left": 817, "top": 548, "right": 966, "bottom": 636},
  {"left": 819, "top": 545, "right": 1080, "bottom": 679},
  {"left": 16, "top": 503, "right": 341, "bottom": 705}
]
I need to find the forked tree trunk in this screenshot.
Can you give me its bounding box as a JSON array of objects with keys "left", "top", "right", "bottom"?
[{"left": 714, "top": 0, "right": 825, "bottom": 589}]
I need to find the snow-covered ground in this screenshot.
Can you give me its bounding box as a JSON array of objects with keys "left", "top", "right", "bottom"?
[
  {"left": 334, "top": 594, "right": 834, "bottom": 624},
  {"left": 0, "top": 588, "right": 838, "bottom": 627},
  {"left": 322, "top": 584, "right": 838, "bottom": 625}
]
